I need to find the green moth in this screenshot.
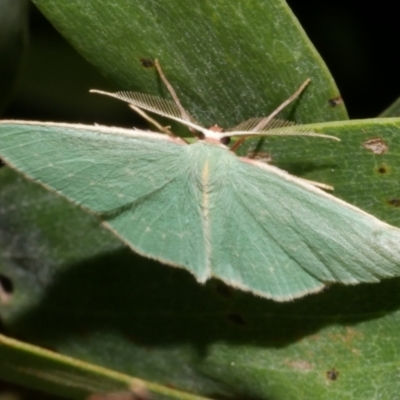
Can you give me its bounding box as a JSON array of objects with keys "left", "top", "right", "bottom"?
[{"left": 1, "top": 62, "right": 400, "bottom": 301}]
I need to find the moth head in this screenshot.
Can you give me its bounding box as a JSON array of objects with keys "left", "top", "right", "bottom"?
[{"left": 201, "top": 124, "right": 230, "bottom": 147}]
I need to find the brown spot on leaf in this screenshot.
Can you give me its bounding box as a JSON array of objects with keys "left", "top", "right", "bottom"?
[
  {"left": 363, "top": 137, "right": 388, "bottom": 155},
  {"left": 139, "top": 58, "right": 154, "bottom": 68},
  {"left": 377, "top": 164, "right": 389, "bottom": 174},
  {"left": 388, "top": 198, "right": 400, "bottom": 207},
  {"left": 328, "top": 96, "right": 343, "bottom": 107},
  {"left": 326, "top": 368, "right": 339, "bottom": 381}
]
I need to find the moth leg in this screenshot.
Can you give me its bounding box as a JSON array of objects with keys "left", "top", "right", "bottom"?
[
  {"left": 230, "top": 79, "right": 311, "bottom": 152},
  {"left": 128, "top": 103, "right": 188, "bottom": 142},
  {"left": 155, "top": 59, "right": 197, "bottom": 137}
]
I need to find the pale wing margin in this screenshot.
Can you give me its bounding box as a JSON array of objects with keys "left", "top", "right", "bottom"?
[{"left": 208, "top": 150, "right": 400, "bottom": 300}]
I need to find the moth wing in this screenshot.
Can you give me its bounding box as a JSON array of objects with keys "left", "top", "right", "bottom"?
[
  {"left": 2, "top": 121, "right": 399, "bottom": 301},
  {"left": 208, "top": 152, "right": 400, "bottom": 300},
  {"left": 0, "top": 121, "right": 208, "bottom": 278}
]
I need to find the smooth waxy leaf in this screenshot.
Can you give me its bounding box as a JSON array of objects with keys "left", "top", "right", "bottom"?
[
  {"left": 31, "top": 0, "right": 347, "bottom": 128},
  {"left": 1, "top": 120, "right": 400, "bottom": 300}
]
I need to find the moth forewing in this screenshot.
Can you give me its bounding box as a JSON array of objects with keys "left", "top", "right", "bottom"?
[
  {"left": 3, "top": 63, "right": 400, "bottom": 303},
  {"left": 1, "top": 118, "right": 400, "bottom": 300}
]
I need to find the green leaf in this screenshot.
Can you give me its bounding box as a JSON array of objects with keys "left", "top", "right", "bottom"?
[
  {"left": 379, "top": 96, "right": 400, "bottom": 118},
  {"left": 31, "top": 0, "right": 347, "bottom": 128},
  {"left": 0, "top": 333, "right": 211, "bottom": 400}
]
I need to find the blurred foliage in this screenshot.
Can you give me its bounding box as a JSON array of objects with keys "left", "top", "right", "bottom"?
[{"left": 0, "top": 0, "right": 28, "bottom": 114}]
